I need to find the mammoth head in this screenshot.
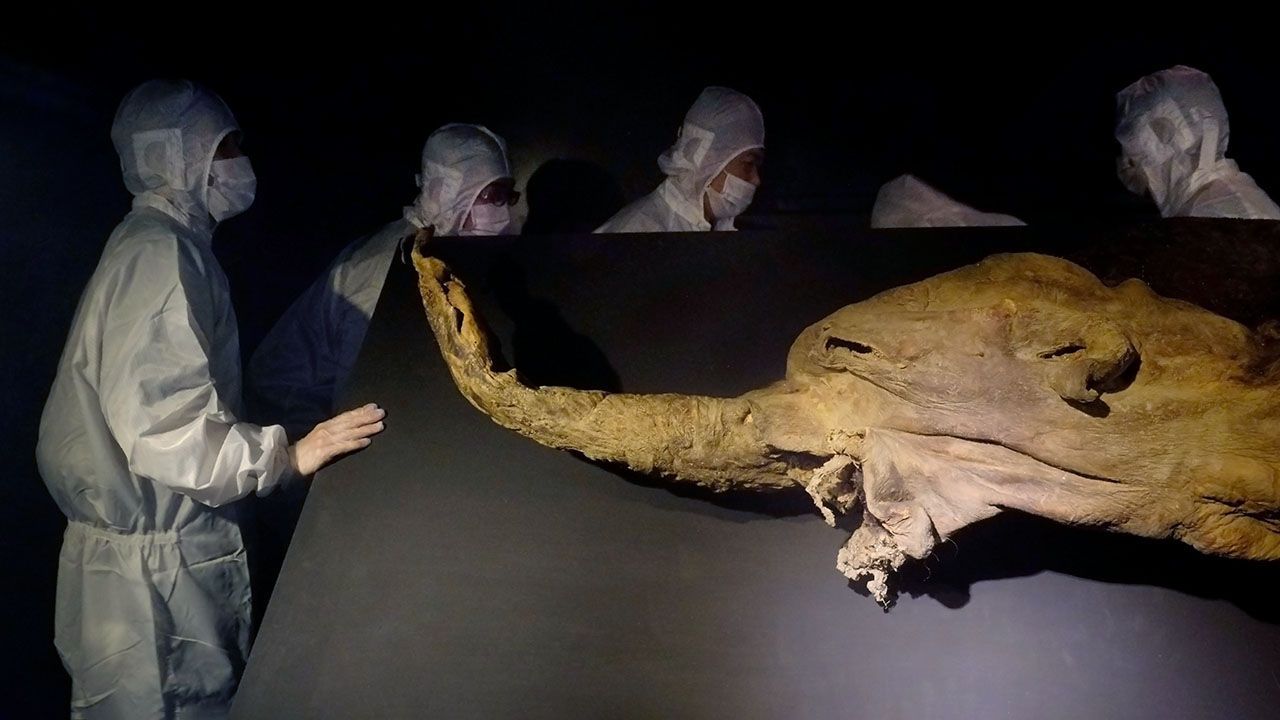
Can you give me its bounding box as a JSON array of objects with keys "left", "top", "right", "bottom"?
[
  {"left": 806, "top": 299, "right": 1139, "bottom": 406},
  {"left": 788, "top": 254, "right": 1168, "bottom": 426},
  {"left": 414, "top": 243, "right": 1280, "bottom": 607}
]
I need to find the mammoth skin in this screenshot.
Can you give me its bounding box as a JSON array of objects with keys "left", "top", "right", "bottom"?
[{"left": 411, "top": 239, "right": 1280, "bottom": 605}]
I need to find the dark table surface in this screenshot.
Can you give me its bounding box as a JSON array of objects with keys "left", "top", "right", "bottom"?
[{"left": 233, "top": 222, "right": 1280, "bottom": 720}]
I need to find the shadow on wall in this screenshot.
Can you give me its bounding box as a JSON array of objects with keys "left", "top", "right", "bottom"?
[
  {"left": 883, "top": 510, "right": 1280, "bottom": 626},
  {"left": 521, "top": 159, "right": 626, "bottom": 235}
]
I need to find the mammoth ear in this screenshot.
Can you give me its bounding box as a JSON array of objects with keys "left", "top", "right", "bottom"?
[{"left": 1013, "top": 310, "right": 1140, "bottom": 404}]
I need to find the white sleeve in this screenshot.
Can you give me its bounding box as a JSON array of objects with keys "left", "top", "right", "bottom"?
[{"left": 99, "top": 243, "right": 292, "bottom": 507}]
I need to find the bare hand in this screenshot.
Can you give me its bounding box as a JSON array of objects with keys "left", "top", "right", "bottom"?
[{"left": 288, "top": 403, "right": 386, "bottom": 477}]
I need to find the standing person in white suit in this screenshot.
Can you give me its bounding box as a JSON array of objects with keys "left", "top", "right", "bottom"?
[
  {"left": 37, "top": 79, "right": 386, "bottom": 719},
  {"left": 597, "top": 86, "right": 765, "bottom": 233}
]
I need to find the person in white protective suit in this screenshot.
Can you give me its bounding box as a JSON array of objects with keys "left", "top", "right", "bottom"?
[
  {"left": 870, "top": 174, "right": 1026, "bottom": 228},
  {"left": 248, "top": 123, "right": 516, "bottom": 439},
  {"left": 1115, "top": 65, "right": 1280, "bottom": 219},
  {"left": 596, "top": 86, "right": 765, "bottom": 233},
  {"left": 36, "top": 79, "right": 386, "bottom": 720}
]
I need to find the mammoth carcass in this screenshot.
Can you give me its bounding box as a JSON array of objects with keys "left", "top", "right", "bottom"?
[{"left": 410, "top": 239, "right": 1280, "bottom": 604}]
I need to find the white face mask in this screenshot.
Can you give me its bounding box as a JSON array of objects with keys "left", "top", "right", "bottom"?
[
  {"left": 462, "top": 201, "right": 512, "bottom": 236},
  {"left": 1116, "top": 155, "right": 1149, "bottom": 196},
  {"left": 705, "top": 171, "right": 757, "bottom": 221},
  {"left": 207, "top": 157, "right": 257, "bottom": 221}
]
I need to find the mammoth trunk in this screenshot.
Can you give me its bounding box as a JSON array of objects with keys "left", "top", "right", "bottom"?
[{"left": 413, "top": 248, "right": 796, "bottom": 493}]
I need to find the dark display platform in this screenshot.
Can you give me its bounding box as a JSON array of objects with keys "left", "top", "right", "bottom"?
[{"left": 234, "top": 223, "right": 1280, "bottom": 720}]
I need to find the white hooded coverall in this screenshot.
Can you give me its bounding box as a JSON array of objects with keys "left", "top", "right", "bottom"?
[
  {"left": 596, "top": 86, "right": 765, "bottom": 233},
  {"left": 37, "top": 79, "right": 292, "bottom": 719},
  {"left": 871, "top": 174, "right": 1025, "bottom": 228},
  {"left": 248, "top": 124, "right": 511, "bottom": 438},
  {"left": 1115, "top": 65, "right": 1280, "bottom": 219}
]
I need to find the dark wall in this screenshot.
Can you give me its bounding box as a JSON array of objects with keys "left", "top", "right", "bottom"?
[{"left": 0, "top": 59, "right": 124, "bottom": 716}]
